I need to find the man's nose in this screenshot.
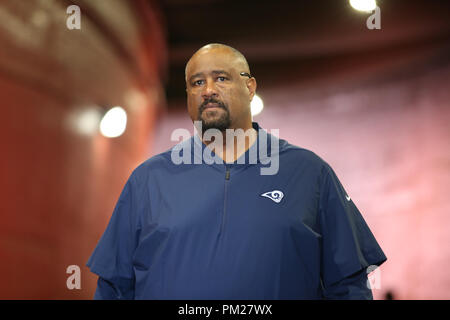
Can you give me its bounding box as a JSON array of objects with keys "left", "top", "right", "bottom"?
[{"left": 201, "top": 78, "right": 218, "bottom": 98}]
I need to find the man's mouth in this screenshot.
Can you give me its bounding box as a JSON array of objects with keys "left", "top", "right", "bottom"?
[{"left": 204, "top": 102, "right": 221, "bottom": 109}]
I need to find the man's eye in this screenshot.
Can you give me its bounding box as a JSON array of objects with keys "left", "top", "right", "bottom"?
[
  {"left": 217, "top": 76, "right": 227, "bottom": 82},
  {"left": 193, "top": 80, "right": 204, "bottom": 86}
]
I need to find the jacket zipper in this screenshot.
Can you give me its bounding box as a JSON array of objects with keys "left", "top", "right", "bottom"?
[{"left": 220, "top": 166, "right": 230, "bottom": 236}]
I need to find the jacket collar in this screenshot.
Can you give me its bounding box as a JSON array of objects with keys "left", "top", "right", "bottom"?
[{"left": 191, "top": 122, "right": 278, "bottom": 168}]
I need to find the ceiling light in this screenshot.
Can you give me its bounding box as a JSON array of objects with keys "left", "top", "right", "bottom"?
[
  {"left": 99, "top": 106, "right": 127, "bottom": 138},
  {"left": 349, "top": 0, "right": 377, "bottom": 12},
  {"left": 251, "top": 94, "right": 264, "bottom": 116}
]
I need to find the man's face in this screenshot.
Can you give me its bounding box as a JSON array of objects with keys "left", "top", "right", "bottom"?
[{"left": 185, "top": 47, "right": 256, "bottom": 133}]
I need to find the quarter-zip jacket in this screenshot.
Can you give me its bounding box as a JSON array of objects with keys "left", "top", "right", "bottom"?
[{"left": 87, "top": 122, "right": 387, "bottom": 299}]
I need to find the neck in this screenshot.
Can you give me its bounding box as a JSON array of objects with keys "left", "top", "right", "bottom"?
[{"left": 200, "top": 123, "right": 257, "bottom": 163}]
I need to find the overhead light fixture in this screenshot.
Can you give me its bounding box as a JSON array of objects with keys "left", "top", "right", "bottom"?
[
  {"left": 251, "top": 94, "right": 264, "bottom": 116},
  {"left": 76, "top": 108, "right": 102, "bottom": 135},
  {"left": 349, "top": 0, "right": 377, "bottom": 12},
  {"left": 67, "top": 107, "right": 102, "bottom": 136},
  {"left": 99, "top": 106, "right": 127, "bottom": 138}
]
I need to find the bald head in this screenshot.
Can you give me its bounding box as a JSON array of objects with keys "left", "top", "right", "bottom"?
[{"left": 185, "top": 43, "right": 250, "bottom": 81}]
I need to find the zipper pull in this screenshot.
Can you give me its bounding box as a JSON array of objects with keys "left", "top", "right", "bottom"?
[{"left": 225, "top": 168, "right": 230, "bottom": 180}]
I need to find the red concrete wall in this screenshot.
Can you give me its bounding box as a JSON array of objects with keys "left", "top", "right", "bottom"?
[{"left": 0, "top": 0, "right": 166, "bottom": 299}]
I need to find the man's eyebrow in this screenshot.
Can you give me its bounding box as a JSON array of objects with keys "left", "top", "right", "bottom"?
[
  {"left": 211, "top": 70, "right": 232, "bottom": 77},
  {"left": 188, "top": 70, "right": 232, "bottom": 82},
  {"left": 188, "top": 72, "right": 203, "bottom": 83}
]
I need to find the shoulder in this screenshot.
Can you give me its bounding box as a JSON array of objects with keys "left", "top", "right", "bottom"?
[
  {"left": 278, "top": 138, "right": 330, "bottom": 172},
  {"left": 129, "top": 138, "right": 192, "bottom": 183}
]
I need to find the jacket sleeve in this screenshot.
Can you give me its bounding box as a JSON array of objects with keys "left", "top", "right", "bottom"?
[
  {"left": 86, "top": 175, "right": 140, "bottom": 300},
  {"left": 318, "top": 164, "right": 387, "bottom": 299},
  {"left": 93, "top": 277, "right": 135, "bottom": 300},
  {"left": 322, "top": 268, "right": 373, "bottom": 299}
]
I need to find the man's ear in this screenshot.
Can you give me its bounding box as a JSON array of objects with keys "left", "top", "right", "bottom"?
[{"left": 247, "top": 77, "right": 257, "bottom": 101}]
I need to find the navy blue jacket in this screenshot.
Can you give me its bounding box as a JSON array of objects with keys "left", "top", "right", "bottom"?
[{"left": 87, "top": 122, "right": 387, "bottom": 299}]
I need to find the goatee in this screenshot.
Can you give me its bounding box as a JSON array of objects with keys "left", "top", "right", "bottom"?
[{"left": 198, "top": 98, "right": 231, "bottom": 134}]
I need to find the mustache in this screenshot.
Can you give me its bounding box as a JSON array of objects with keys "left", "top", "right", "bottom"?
[{"left": 199, "top": 98, "right": 227, "bottom": 113}]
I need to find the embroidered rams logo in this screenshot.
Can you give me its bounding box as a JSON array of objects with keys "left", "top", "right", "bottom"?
[{"left": 261, "top": 190, "right": 284, "bottom": 203}]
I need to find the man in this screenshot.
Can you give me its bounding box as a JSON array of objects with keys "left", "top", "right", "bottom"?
[{"left": 87, "top": 43, "right": 387, "bottom": 299}]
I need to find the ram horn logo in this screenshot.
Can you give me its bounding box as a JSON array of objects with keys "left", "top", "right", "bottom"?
[{"left": 261, "top": 190, "right": 284, "bottom": 203}]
